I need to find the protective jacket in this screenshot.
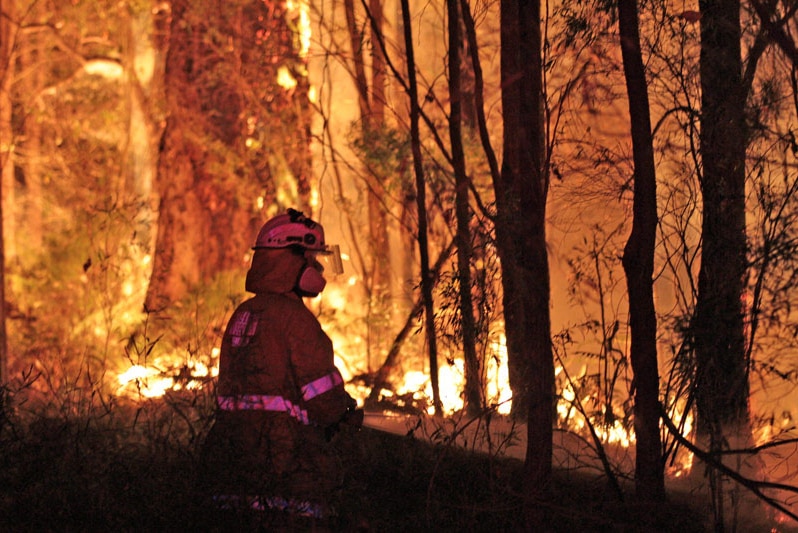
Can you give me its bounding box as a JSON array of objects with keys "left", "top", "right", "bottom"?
[
  {"left": 201, "top": 248, "right": 354, "bottom": 518},
  {"left": 216, "top": 248, "right": 353, "bottom": 425}
]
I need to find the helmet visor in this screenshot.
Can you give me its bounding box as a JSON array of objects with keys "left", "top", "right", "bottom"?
[{"left": 317, "top": 244, "right": 344, "bottom": 275}]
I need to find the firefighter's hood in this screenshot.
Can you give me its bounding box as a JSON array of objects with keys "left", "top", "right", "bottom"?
[{"left": 245, "top": 248, "right": 305, "bottom": 294}]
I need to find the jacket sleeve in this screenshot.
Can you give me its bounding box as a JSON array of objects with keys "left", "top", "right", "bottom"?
[{"left": 287, "top": 305, "right": 354, "bottom": 427}]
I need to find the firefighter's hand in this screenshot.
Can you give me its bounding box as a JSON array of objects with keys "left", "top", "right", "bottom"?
[
  {"left": 342, "top": 407, "right": 364, "bottom": 430},
  {"left": 346, "top": 395, "right": 357, "bottom": 410},
  {"left": 326, "top": 405, "right": 364, "bottom": 441}
]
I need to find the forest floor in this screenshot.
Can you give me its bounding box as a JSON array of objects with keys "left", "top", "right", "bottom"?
[{"left": 0, "top": 398, "right": 794, "bottom": 532}]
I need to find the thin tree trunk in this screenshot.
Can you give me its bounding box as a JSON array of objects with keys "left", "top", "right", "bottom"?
[
  {"left": 448, "top": 0, "right": 482, "bottom": 416},
  {"left": 21, "top": 14, "right": 43, "bottom": 255},
  {"left": 400, "top": 0, "right": 442, "bottom": 416},
  {"left": 0, "top": 0, "right": 15, "bottom": 384},
  {"left": 344, "top": 0, "right": 370, "bottom": 121},
  {"left": 345, "top": 0, "right": 391, "bottom": 367},
  {"left": 0, "top": 0, "right": 13, "bottom": 265},
  {"left": 368, "top": 0, "right": 386, "bottom": 121},
  {"left": 365, "top": 1, "right": 390, "bottom": 358},
  {"left": 618, "top": 0, "right": 665, "bottom": 501}
]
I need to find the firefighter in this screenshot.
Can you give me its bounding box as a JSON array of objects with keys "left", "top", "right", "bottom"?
[{"left": 200, "top": 208, "right": 363, "bottom": 527}]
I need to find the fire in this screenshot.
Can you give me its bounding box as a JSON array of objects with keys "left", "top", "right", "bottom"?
[
  {"left": 285, "top": 0, "right": 311, "bottom": 58},
  {"left": 112, "top": 322, "right": 698, "bottom": 480},
  {"left": 116, "top": 350, "right": 218, "bottom": 399},
  {"left": 556, "top": 369, "right": 634, "bottom": 448},
  {"left": 393, "top": 363, "right": 470, "bottom": 416},
  {"left": 117, "top": 364, "right": 174, "bottom": 398},
  {"left": 276, "top": 66, "right": 297, "bottom": 91},
  {"left": 486, "top": 338, "right": 513, "bottom": 415}
]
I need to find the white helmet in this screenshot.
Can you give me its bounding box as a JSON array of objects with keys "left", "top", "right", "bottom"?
[{"left": 253, "top": 208, "right": 328, "bottom": 252}]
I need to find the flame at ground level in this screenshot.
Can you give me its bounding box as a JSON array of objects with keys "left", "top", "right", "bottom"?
[
  {"left": 116, "top": 351, "right": 218, "bottom": 398},
  {"left": 114, "top": 339, "right": 698, "bottom": 480}
]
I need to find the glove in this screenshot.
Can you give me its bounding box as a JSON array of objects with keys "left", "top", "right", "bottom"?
[
  {"left": 324, "top": 406, "right": 364, "bottom": 441},
  {"left": 341, "top": 394, "right": 363, "bottom": 429},
  {"left": 342, "top": 407, "right": 364, "bottom": 430}
]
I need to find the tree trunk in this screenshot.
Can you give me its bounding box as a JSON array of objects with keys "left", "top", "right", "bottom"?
[
  {"left": 344, "top": 0, "right": 391, "bottom": 366},
  {"left": 448, "top": 0, "right": 482, "bottom": 416},
  {"left": 695, "top": 0, "right": 751, "bottom": 527},
  {"left": 695, "top": 0, "right": 750, "bottom": 435},
  {"left": 122, "top": 2, "right": 167, "bottom": 261},
  {"left": 0, "top": 0, "right": 14, "bottom": 265},
  {"left": 400, "top": 0, "right": 442, "bottom": 416},
  {"left": 0, "top": 0, "right": 13, "bottom": 384},
  {"left": 617, "top": 0, "right": 665, "bottom": 502},
  {"left": 365, "top": 0, "right": 391, "bottom": 361},
  {"left": 20, "top": 11, "right": 44, "bottom": 257},
  {"left": 499, "top": 0, "right": 554, "bottom": 524},
  {"left": 146, "top": 0, "right": 229, "bottom": 311}
]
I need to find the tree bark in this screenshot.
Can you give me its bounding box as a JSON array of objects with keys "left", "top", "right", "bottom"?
[
  {"left": 695, "top": 0, "right": 751, "bottom": 526},
  {"left": 448, "top": 0, "right": 482, "bottom": 416},
  {"left": 400, "top": 0, "right": 442, "bottom": 416},
  {"left": 146, "top": 0, "right": 229, "bottom": 311},
  {"left": 618, "top": 0, "right": 665, "bottom": 501},
  {"left": 695, "top": 0, "right": 750, "bottom": 435},
  {"left": 499, "top": 0, "right": 554, "bottom": 524},
  {"left": 0, "top": 0, "right": 14, "bottom": 385}
]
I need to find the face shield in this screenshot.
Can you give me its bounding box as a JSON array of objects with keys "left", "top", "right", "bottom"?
[
  {"left": 296, "top": 244, "right": 342, "bottom": 297},
  {"left": 316, "top": 244, "right": 344, "bottom": 276}
]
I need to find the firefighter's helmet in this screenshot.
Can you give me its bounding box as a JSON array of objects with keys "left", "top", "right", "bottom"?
[{"left": 254, "top": 209, "right": 328, "bottom": 252}]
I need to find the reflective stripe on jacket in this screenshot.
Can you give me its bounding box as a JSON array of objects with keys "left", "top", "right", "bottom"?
[
  {"left": 217, "top": 368, "right": 344, "bottom": 425},
  {"left": 217, "top": 394, "right": 310, "bottom": 425},
  {"left": 300, "top": 369, "right": 344, "bottom": 401}
]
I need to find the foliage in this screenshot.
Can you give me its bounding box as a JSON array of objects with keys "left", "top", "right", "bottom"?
[{"left": 348, "top": 123, "right": 413, "bottom": 195}]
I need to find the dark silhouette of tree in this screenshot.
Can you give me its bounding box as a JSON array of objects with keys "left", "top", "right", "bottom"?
[
  {"left": 498, "top": 0, "right": 554, "bottom": 524},
  {"left": 400, "top": 0, "right": 442, "bottom": 415},
  {"left": 447, "top": 0, "right": 482, "bottom": 416},
  {"left": 618, "top": 0, "right": 665, "bottom": 502},
  {"left": 693, "top": 0, "right": 750, "bottom": 439}
]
